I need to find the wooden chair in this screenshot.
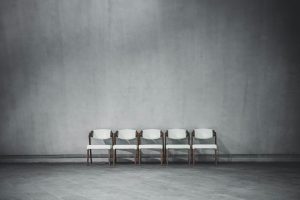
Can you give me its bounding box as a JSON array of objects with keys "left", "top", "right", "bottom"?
[
  {"left": 113, "top": 129, "right": 138, "bottom": 166},
  {"left": 139, "top": 129, "right": 164, "bottom": 165},
  {"left": 191, "top": 129, "right": 218, "bottom": 165},
  {"left": 165, "top": 129, "right": 190, "bottom": 165},
  {"left": 86, "top": 129, "right": 113, "bottom": 165}
]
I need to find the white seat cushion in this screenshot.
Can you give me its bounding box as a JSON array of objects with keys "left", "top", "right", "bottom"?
[
  {"left": 139, "top": 144, "right": 163, "bottom": 149},
  {"left": 192, "top": 144, "right": 217, "bottom": 149},
  {"left": 166, "top": 144, "right": 190, "bottom": 149},
  {"left": 87, "top": 145, "right": 111, "bottom": 150},
  {"left": 113, "top": 145, "right": 137, "bottom": 150}
]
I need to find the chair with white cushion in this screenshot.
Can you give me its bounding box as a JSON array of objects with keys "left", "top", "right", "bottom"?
[
  {"left": 165, "top": 129, "right": 191, "bottom": 165},
  {"left": 191, "top": 129, "right": 218, "bottom": 165},
  {"left": 139, "top": 129, "right": 164, "bottom": 165},
  {"left": 113, "top": 129, "right": 138, "bottom": 166},
  {"left": 87, "top": 129, "right": 113, "bottom": 165}
]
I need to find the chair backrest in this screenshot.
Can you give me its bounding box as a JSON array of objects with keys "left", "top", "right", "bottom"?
[
  {"left": 194, "top": 129, "right": 214, "bottom": 139},
  {"left": 142, "top": 129, "right": 161, "bottom": 140},
  {"left": 167, "top": 129, "right": 187, "bottom": 139},
  {"left": 117, "top": 129, "right": 137, "bottom": 140},
  {"left": 92, "top": 129, "right": 112, "bottom": 139}
]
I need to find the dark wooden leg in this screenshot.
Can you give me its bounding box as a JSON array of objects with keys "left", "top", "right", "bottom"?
[
  {"left": 160, "top": 149, "right": 163, "bottom": 165},
  {"left": 110, "top": 149, "right": 113, "bottom": 165},
  {"left": 137, "top": 149, "right": 139, "bottom": 164},
  {"left": 139, "top": 149, "right": 141, "bottom": 165},
  {"left": 166, "top": 149, "right": 169, "bottom": 165},
  {"left": 90, "top": 149, "right": 93, "bottom": 164},
  {"left": 215, "top": 149, "right": 218, "bottom": 166},
  {"left": 134, "top": 150, "right": 136, "bottom": 165},
  {"left": 164, "top": 147, "right": 167, "bottom": 164},
  {"left": 193, "top": 149, "right": 195, "bottom": 166},
  {"left": 111, "top": 149, "right": 113, "bottom": 166},
  {"left": 113, "top": 149, "right": 116, "bottom": 166},
  {"left": 188, "top": 149, "right": 191, "bottom": 165},
  {"left": 108, "top": 149, "right": 111, "bottom": 166},
  {"left": 87, "top": 150, "right": 89, "bottom": 165}
]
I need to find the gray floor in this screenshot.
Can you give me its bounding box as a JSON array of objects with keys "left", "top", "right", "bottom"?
[{"left": 0, "top": 163, "right": 299, "bottom": 200}]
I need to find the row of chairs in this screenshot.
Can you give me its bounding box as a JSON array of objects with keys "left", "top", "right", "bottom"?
[{"left": 86, "top": 129, "right": 218, "bottom": 166}]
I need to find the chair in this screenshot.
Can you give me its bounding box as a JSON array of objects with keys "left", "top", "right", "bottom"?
[
  {"left": 139, "top": 129, "right": 164, "bottom": 165},
  {"left": 191, "top": 129, "right": 218, "bottom": 165},
  {"left": 86, "top": 129, "right": 113, "bottom": 165},
  {"left": 165, "top": 129, "right": 190, "bottom": 165},
  {"left": 113, "top": 129, "right": 138, "bottom": 165}
]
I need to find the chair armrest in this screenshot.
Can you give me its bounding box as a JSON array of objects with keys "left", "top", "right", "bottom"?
[
  {"left": 191, "top": 130, "right": 195, "bottom": 145},
  {"left": 136, "top": 131, "right": 139, "bottom": 145},
  {"left": 165, "top": 131, "right": 168, "bottom": 145},
  {"left": 88, "top": 131, "right": 93, "bottom": 145},
  {"left": 213, "top": 130, "right": 217, "bottom": 145},
  {"left": 160, "top": 130, "right": 164, "bottom": 146},
  {"left": 113, "top": 131, "right": 118, "bottom": 145},
  {"left": 110, "top": 131, "right": 114, "bottom": 145},
  {"left": 186, "top": 130, "right": 190, "bottom": 144}
]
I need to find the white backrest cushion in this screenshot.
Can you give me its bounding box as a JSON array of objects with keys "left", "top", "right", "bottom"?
[
  {"left": 118, "top": 129, "right": 136, "bottom": 140},
  {"left": 142, "top": 129, "right": 161, "bottom": 139},
  {"left": 194, "top": 129, "right": 213, "bottom": 139},
  {"left": 93, "top": 129, "right": 111, "bottom": 139},
  {"left": 168, "top": 129, "right": 186, "bottom": 139}
]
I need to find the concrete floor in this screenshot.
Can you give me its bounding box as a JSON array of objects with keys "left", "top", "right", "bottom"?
[{"left": 0, "top": 163, "right": 299, "bottom": 200}]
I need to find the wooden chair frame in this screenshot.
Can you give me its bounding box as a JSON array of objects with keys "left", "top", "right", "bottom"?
[
  {"left": 113, "top": 130, "right": 139, "bottom": 166},
  {"left": 191, "top": 130, "right": 218, "bottom": 165},
  {"left": 165, "top": 130, "right": 191, "bottom": 165},
  {"left": 87, "top": 130, "right": 113, "bottom": 165},
  {"left": 138, "top": 130, "right": 164, "bottom": 165}
]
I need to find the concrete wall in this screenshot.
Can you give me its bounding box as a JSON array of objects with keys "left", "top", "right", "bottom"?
[{"left": 0, "top": 0, "right": 299, "bottom": 155}]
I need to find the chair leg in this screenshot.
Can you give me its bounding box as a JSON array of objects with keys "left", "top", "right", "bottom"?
[
  {"left": 134, "top": 150, "right": 137, "bottom": 165},
  {"left": 137, "top": 149, "right": 139, "bottom": 164},
  {"left": 215, "top": 149, "right": 218, "bottom": 166},
  {"left": 90, "top": 149, "right": 93, "bottom": 164},
  {"left": 164, "top": 147, "right": 167, "bottom": 164},
  {"left": 111, "top": 149, "right": 113, "bottom": 165},
  {"left": 108, "top": 149, "right": 111, "bottom": 166},
  {"left": 86, "top": 150, "right": 89, "bottom": 165},
  {"left": 193, "top": 149, "right": 195, "bottom": 166},
  {"left": 160, "top": 149, "right": 163, "bottom": 165},
  {"left": 166, "top": 149, "right": 169, "bottom": 165},
  {"left": 139, "top": 149, "right": 141, "bottom": 165},
  {"left": 113, "top": 149, "right": 116, "bottom": 166},
  {"left": 188, "top": 149, "right": 191, "bottom": 165}
]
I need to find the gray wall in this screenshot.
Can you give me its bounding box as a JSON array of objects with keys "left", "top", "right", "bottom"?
[{"left": 0, "top": 0, "right": 299, "bottom": 155}]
